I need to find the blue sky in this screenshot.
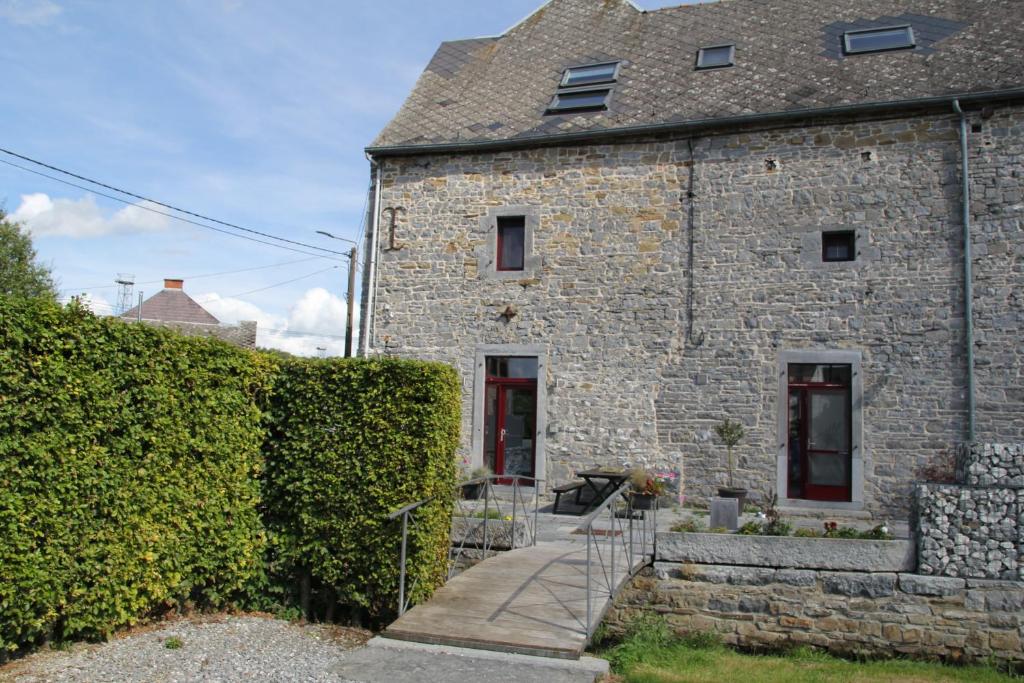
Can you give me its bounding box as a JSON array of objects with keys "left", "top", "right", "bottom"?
[{"left": 0, "top": 0, "right": 693, "bottom": 354}]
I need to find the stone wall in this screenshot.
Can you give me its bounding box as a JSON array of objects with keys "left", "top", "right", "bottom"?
[
  {"left": 608, "top": 563, "right": 1024, "bottom": 665},
  {"left": 957, "top": 443, "right": 1024, "bottom": 488},
  {"left": 368, "top": 103, "right": 1024, "bottom": 519},
  {"left": 917, "top": 443, "right": 1024, "bottom": 580}
]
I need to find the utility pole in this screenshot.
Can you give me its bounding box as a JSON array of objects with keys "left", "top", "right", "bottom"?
[
  {"left": 315, "top": 230, "right": 359, "bottom": 357},
  {"left": 345, "top": 247, "right": 357, "bottom": 358}
]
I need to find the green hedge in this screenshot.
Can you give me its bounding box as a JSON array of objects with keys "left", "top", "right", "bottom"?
[
  {"left": 0, "top": 297, "right": 274, "bottom": 651},
  {"left": 0, "top": 297, "right": 462, "bottom": 650},
  {"left": 262, "top": 357, "right": 460, "bottom": 623}
]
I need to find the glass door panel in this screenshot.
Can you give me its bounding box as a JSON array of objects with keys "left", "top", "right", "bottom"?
[
  {"left": 805, "top": 389, "right": 850, "bottom": 499},
  {"left": 787, "top": 390, "right": 804, "bottom": 498},
  {"left": 500, "top": 386, "right": 536, "bottom": 478}
]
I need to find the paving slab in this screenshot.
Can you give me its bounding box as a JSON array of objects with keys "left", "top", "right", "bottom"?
[{"left": 328, "top": 638, "right": 607, "bottom": 683}]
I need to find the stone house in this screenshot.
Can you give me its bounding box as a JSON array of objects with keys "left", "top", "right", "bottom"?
[
  {"left": 121, "top": 278, "right": 257, "bottom": 349},
  {"left": 359, "top": 0, "right": 1024, "bottom": 519}
]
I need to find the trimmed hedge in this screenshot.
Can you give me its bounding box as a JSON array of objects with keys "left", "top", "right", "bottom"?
[
  {"left": 0, "top": 297, "right": 274, "bottom": 651},
  {"left": 0, "top": 297, "right": 461, "bottom": 651},
  {"left": 262, "top": 357, "right": 460, "bottom": 622}
]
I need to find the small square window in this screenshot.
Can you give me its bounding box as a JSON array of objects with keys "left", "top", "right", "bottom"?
[
  {"left": 822, "top": 231, "right": 856, "bottom": 262},
  {"left": 843, "top": 26, "right": 915, "bottom": 55},
  {"left": 560, "top": 62, "right": 619, "bottom": 88},
  {"left": 696, "top": 44, "right": 735, "bottom": 70},
  {"left": 497, "top": 216, "right": 526, "bottom": 271}
]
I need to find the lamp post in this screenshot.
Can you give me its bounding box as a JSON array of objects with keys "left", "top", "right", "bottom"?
[{"left": 315, "top": 230, "right": 358, "bottom": 357}]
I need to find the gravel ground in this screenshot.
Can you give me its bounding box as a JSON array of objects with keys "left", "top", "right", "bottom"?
[{"left": 0, "top": 615, "right": 371, "bottom": 683}]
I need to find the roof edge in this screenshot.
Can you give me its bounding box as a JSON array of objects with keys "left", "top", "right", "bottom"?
[{"left": 366, "top": 87, "right": 1024, "bottom": 158}]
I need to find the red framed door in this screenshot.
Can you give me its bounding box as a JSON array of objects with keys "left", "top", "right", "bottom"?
[
  {"left": 484, "top": 378, "right": 537, "bottom": 482},
  {"left": 788, "top": 365, "right": 852, "bottom": 502}
]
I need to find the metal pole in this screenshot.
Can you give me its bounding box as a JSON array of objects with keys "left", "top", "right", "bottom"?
[
  {"left": 136, "top": 291, "right": 143, "bottom": 322},
  {"left": 345, "top": 247, "right": 357, "bottom": 357},
  {"left": 482, "top": 480, "right": 490, "bottom": 557},
  {"left": 610, "top": 502, "right": 616, "bottom": 593},
  {"left": 510, "top": 479, "right": 517, "bottom": 551},
  {"left": 398, "top": 511, "right": 408, "bottom": 616},
  {"left": 586, "top": 525, "right": 592, "bottom": 633},
  {"left": 533, "top": 481, "right": 539, "bottom": 547}
]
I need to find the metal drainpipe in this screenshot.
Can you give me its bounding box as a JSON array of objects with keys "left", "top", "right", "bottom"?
[
  {"left": 952, "top": 99, "right": 976, "bottom": 442},
  {"left": 360, "top": 156, "right": 383, "bottom": 357}
]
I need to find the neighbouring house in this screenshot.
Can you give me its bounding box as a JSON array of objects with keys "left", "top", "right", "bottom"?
[
  {"left": 359, "top": 0, "right": 1024, "bottom": 519},
  {"left": 121, "top": 278, "right": 257, "bottom": 349}
]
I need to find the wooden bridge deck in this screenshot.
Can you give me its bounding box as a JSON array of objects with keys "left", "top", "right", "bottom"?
[{"left": 382, "top": 541, "right": 645, "bottom": 660}]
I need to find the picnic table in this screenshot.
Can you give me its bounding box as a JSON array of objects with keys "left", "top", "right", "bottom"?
[{"left": 576, "top": 468, "right": 630, "bottom": 511}]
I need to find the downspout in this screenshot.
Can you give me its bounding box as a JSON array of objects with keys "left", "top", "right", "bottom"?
[
  {"left": 685, "top": 137, "right": 698, "bottom": 345},
  {"left": 360, "top": 155, "right": 383, "bottom": 357},
  {"left": 952, "top": 100, "right": 976, "bottom": 442}
]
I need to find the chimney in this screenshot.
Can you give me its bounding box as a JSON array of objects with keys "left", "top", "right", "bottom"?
[{"left": 164, "top": 278, "right": 184, "bottom": 290}]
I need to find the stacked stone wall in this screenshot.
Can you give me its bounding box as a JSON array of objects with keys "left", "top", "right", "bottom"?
[
  {"left": 608, "top": 564, "right": 1023, "bottom": 665},
  {"left": 370, "top": 104, "right": 1024, "bottom": 519},
  {"left": 918, "top": 442, "right": 1024, "bottom": 580}
]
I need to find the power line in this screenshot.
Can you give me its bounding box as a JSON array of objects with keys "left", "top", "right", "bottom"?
[
  {"left": 1, "top": 158, "right": 342, "bottom": 261},
  {"left": 0, "top": 146, "right": 351, "bottom": 257},
  {"left": 62, "top": 255, "right": 326, "bottom": 293},
  {"left": 197, "top": 264, "right": 339, "bottom": 301}
]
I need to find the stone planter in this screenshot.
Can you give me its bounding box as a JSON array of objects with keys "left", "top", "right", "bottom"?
[
  {"left": 657, "top": 531, "right": 915, "bottom": 572},
  {"left": 451, "top": 517, "right": 529, "bottom": 551}
]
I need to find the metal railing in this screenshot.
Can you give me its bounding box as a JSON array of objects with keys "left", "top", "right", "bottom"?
[
  {"left": 581, "top": 482, "right": 657, "bottom": 637},
  {"left": 388, "top": 474, "right": 542, "bottom": 617},
  {"left": 448, "top": 474, "right": 542, "bottom": 575}
]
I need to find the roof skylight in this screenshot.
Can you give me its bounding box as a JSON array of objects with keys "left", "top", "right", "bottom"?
[
  {"left": 843, "top": 26, "right": 915, "bottom": 55},
  {"left": 696, "top": 44, "right": 735, "bottom": 70},
  {"left": 547, "top": 61, "right": 620, "bottom": 114},
  {"left": 561, "top": 62, "right": 620, "bottom": 87}
]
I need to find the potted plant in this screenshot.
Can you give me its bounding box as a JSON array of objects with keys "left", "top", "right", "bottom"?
[
  {"left": 461, "top": 466, "right": 491, "bottom": 500},
  {"left": 714, "top": 417, "right": 747, "bottom": 511},
  {"left": 629, "top": 468, "right": 665, "bottom": 510}
]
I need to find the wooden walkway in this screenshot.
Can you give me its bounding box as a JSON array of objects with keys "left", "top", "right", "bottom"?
[{"left": 382, "top": 541, "right": 645, "bottom": 660}]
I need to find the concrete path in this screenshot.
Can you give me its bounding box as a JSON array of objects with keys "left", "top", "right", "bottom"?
[
  {"left": 329, "top": 637, "right": 608, "bottom": 683},
  {"left": 383, "top": 540, "right": 643, "bottom": 659}
]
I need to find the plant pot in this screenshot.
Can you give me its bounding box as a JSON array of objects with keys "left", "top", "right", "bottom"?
[
  {"left": 717, "top": 486, "right": 748, "bottom": 513},
  {"left": 631, "top": 493, "right": 658, "bottom": 511},
  {"left": 461, "top": 482, "right": 484, "bottom": 500}
]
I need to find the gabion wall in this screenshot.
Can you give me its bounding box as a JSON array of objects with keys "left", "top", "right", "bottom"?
[{"left": 918, "top": 443, "right": 1023, "bottom": 580}]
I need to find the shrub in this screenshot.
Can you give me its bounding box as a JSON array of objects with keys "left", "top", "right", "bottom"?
[
  {"left": 0, "top": 297, "right": 274, "bottom": 652},
  {"left": 671, "top": 518, "right": 706, "bottom": 533},
  {"left": 261, "top": 357, "right": 460, "bottom": 624}
]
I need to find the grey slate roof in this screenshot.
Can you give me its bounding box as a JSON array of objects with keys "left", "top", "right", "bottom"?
[
  {"left": 370, "top": 0, "right": 1024, "bottom": 151},
  {"left": 121, "top": 289, "right": 220, "bottom": 325}
]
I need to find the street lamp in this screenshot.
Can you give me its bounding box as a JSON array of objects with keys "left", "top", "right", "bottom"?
[{"left": 315, "top": 230, "right": 359, "bottom": 357}]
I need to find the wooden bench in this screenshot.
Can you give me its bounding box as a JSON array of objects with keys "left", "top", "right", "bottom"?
[{"left": 552, "top": 481, "right": 586, "bottom": 515}]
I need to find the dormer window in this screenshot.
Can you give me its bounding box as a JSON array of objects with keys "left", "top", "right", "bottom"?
[
  {"left": 843, "top": 26, "right": 915, "bottom": 55},
  {"left": 547, "top": 61, "right": 619, "bottom": 114},
  {"left": 696, "top": 44, "right": 735, "bottom": 70}
]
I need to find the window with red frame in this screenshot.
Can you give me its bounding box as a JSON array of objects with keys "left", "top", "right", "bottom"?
[{"left": 496, "top": 216, "right": 526, "bottom": 271}]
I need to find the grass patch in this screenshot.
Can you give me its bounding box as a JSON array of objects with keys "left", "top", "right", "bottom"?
[
  {"left": 163, "top": 637, "right": 183, "bottom": 650},
  {"left": 598, "top": 615, "right": 1019, "bottom": 683}
]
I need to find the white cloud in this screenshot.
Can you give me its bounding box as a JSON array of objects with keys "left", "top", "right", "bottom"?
[
  {"left": 57, "top": 292, "right": 116, "bottom": 315},
  {"left": 0, "top": 0, "right": 61, "bottom": 26},
  {"left": 11, "top": 193, "right": 171, "bottom": 238},
  {"left": 197, "top": 287, "right": 356, "bottom": 357}
]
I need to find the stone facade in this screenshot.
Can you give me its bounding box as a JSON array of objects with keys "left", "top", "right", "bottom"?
[
  {"left": 367, "top": 104, "right": 1024, "bottom": 519},
  {"left": 608, "top": 564, "right": 1024, "bottom": 665}
]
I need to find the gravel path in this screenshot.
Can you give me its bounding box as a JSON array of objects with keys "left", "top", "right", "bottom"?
[{"left": 0, "top": 615, "right": 371, "bottom": 683}]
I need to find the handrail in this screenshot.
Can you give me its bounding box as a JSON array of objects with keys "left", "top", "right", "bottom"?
[
  {"left": 387, "top": 497, "right": 432, "bottom": 520},
  {"left": 581, "top": 482, "right": 657, "bottom": 638}
]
